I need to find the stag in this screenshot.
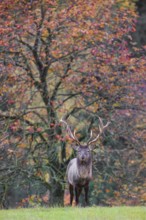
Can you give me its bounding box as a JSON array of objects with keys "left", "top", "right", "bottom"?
[{"left": 60, "top": 117, "right": 110, "bottom": 206}]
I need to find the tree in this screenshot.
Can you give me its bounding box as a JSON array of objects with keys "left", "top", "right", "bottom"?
[{"left": 0, "top": 0, "right": 145, "bottom": 207}]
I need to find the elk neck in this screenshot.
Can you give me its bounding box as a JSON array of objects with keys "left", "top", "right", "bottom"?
[{"left": 77, "top": 157, "right": 92, "bottom": 179}]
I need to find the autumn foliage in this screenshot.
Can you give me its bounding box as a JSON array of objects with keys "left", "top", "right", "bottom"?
[{"left": 0, "top": 0, "right": 146, "bottom": 208}]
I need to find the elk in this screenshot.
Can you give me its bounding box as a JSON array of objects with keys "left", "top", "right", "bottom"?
[{"left": 60, "top": 117, "right": 110, "bottom": 206}]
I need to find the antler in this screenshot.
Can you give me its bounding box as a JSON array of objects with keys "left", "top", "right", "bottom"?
[
  {"left": 86, "top": 130, "right": 93, "bottom": 144},
  {"left": 60, "top": 118, "right": 81, "bottom": 145},
  {"left": 87, "top": 117, "right": 110, "bottom": 145}
]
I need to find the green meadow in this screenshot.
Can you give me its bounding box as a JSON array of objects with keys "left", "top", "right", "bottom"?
[{"left": 0, "top": 207, "right": 145, "bottom": 220}]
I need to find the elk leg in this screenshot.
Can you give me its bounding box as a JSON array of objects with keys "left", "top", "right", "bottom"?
[
  {"left": 84, "top": 183, "right": 89, "bottom": 206},
  {"left": 69, "top": 184, "right": 74, "bottom": 206},
  {"left": 75, "top": 186, "right": 82, "bottom": 206}
]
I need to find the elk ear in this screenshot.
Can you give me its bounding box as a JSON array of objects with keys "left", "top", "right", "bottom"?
[{"left": 72, "top": 145, "right": 80, "bottom": 151}]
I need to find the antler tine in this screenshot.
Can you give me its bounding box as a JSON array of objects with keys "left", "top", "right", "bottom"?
[
  {"left": 87, "top": 130, "right": 93, "bottom": 145},
  {"left": 88, "top": 117, "right": 110, "bottom": 145},
  {"left": 73, "top": 129, "right": 77, "bottom": 138},
  {"left": 88, "top": 133, "right": 100, "bottom": 146},
  {"left": 60, "top": 117, "right": 81, "bottom": 145},
  {"left": 98, "top": 116, "right": 110, "bottom": 131}
]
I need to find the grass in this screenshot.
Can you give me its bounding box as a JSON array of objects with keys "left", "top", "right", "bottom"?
[{"left": 0, "top": 206, "right": 145, "bottom": 220}]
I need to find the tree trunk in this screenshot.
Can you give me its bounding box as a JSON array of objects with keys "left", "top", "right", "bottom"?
[{"left": 49, "top": 181, "right": 65, "bottom": 206}]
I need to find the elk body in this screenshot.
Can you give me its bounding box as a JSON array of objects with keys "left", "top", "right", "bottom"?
[{"left": 61, "top": 117, "right": 110, "bottom": 206}]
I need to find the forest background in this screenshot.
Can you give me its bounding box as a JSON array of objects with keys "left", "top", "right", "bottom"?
[{"left": 0, "top": 0, "right": 146, "bottom": 208}]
